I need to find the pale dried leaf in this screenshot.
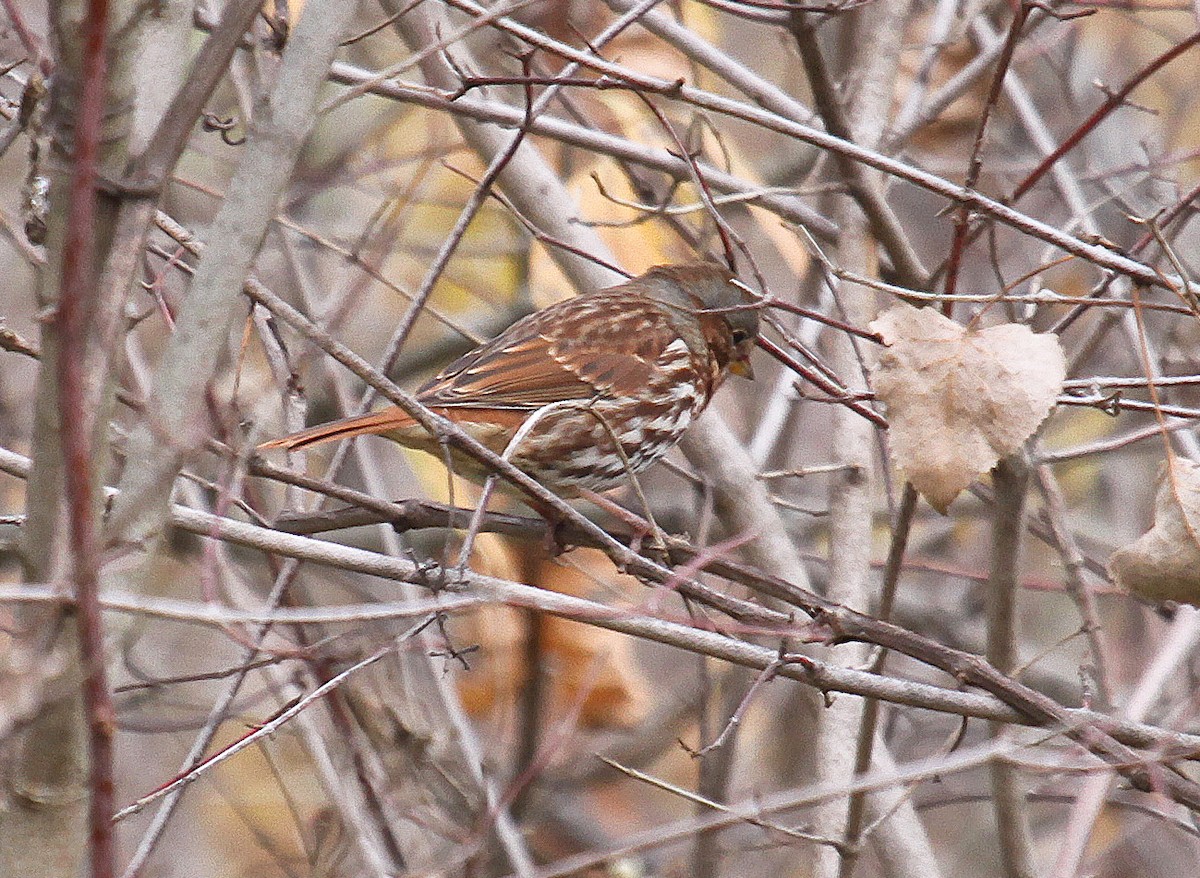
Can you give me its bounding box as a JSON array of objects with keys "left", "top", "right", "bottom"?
[
  {"left": 460, "top": 543, "right": 650, "bottom": 729},
  {"left": 1108, "top": 459, "right": 1200, "bottom": 604},
  {"left": 869, "top": 303, "right": 1066, "bottom": 513}
]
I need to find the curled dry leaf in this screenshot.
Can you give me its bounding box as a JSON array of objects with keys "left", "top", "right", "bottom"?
[
  {"left": 459, "top": 537, "right": 651, "bottom": 730},
  {"left": 1108, "top": 459, "right": 1200, "bottom": 604},
  {"left": 868, "top": 303, "right": 1066, "bottom": 513}
]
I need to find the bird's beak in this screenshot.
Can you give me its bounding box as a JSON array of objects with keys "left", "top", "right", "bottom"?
[{"left": 730, "top": 354, "right": 755, "bottom": 380}]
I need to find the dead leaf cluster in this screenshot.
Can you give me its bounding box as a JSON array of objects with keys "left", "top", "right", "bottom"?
[{"left": 868, "top": 303, "right": 1067, "bottom": 513}]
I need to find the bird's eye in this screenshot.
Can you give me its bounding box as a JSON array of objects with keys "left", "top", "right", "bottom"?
[{"left": 731, "top": 328, "right": 751, "bottom": 345}]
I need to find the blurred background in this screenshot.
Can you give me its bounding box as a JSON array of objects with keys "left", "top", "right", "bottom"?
[{"left": 3, "top": 1, "right": 1200, "bottom": 876}]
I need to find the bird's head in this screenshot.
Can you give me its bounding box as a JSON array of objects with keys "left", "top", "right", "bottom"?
[{"left": 641, "top": 263, "right": 761, "bottom": 379}]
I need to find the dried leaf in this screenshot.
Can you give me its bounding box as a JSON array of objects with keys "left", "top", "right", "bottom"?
[
  {"left": 896, "top": 15, "right": 988, "bottom": 150},
  {"left": 869, "top": 303, "right": 1066, "bottom": 513},
  {"left": 460, "top": 541, "right": 651, "bottom": 729},
  {"left": 537, "top": 550, "right": 651, "bottom": 728},
  {"left": 1108, "top": 459, "right": 1200, "bottom": 604}
]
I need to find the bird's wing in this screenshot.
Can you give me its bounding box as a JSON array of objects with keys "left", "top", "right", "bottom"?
[{"left": 419, "top": 293, "right": 684, "bottom": 409}]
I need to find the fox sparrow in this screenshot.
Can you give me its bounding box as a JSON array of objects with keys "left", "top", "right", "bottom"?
[{"left": 261, "top": 263, "right": 759, "bottom": 493}]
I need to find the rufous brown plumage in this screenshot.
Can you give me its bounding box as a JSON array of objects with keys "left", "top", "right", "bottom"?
[{"left": 260, "top": 263, "right": 759, "bottom": 493}]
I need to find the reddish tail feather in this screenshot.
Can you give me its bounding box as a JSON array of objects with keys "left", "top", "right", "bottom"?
[{"left": 258, "top": 408, "right": 417, "bottom": 451}]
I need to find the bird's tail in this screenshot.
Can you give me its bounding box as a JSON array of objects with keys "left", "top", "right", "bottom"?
[{"left": 258, "top": 407, "right": 417, "bottom": 451}]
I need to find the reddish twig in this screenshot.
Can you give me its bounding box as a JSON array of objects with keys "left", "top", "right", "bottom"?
[
  {"left": 943, "top": 2, "right": 1030, "bottom": 301},
  {"left": 1131, "top": 176, "right": 1200, "bottom": 254},
  {"left": 766, "top": 298, "right": 883, "bottom": 343},
  {"left": 328, "top": 25, "right": 1179, "bottom": 293},
  {"left": 756, "top": 335, "right": 888, "bottom": 427},
  {"left": 0, "top": 0, "right": 48, "bottom": 73},
  {"left": 1009, "top": 30, "right": 1200, "bottom": 204},
  {"left": 57, "top": 2, "right": 115, "bottom": 876},
  {"left": 932, "top": 29, "right": 1200, "bottom": 316}
]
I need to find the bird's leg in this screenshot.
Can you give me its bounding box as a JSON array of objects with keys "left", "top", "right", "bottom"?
[
  {"left": 437, "top": 438, "right": 466, "bottom": 571},
  {"left": 581, "top": 410, "right": 670, "bottom": 561},
  {"left": 454, "top": 474, "right": 500, "bottom": 575},
  {"left": 490, "top": 403, "right": 583, "bottom": 555}
]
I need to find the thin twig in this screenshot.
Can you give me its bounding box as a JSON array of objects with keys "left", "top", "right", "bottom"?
[
  {"left": 943, "top": 3, "right": 1031, "bottom": 300},
  {"left": 57, "top": 3, "right": 116, "bottom": 874},
  {"left": 113, "top": 640, "right": 409, "bottom": 822}
]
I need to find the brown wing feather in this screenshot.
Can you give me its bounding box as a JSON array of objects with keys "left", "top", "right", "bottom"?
[
  {"left": 418, "top": 293, "right": 679, "bottom": 409},
  {"left": 260, "top": 292, "right": 688, "bottom": 453},
  {"left": 421, "top": 337, "right": 593, "bottom": 407}
]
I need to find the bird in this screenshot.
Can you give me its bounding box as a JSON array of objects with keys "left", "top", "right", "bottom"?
[{"left": 260, "top": 263, "right": 760, "bottom": 495}]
